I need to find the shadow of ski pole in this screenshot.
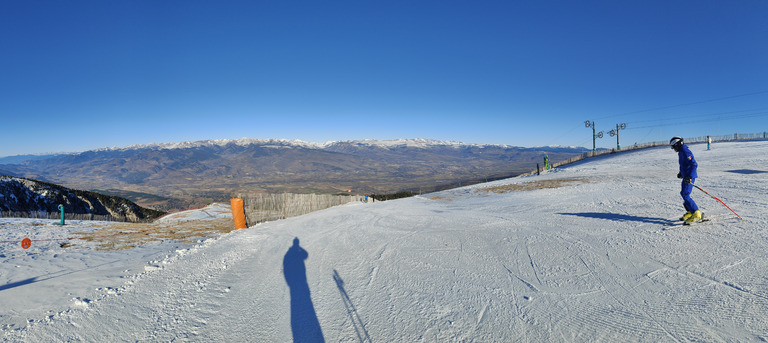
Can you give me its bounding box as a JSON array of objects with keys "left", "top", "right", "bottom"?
[{"left": 333, "top": 269, "right": 372, "bottom": 343}]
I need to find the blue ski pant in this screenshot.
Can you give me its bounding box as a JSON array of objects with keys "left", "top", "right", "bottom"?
[{"left": 681, "top": 179, "right": 699, "bottom": 213}]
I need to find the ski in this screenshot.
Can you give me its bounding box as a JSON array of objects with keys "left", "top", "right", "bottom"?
[
  {"left": 665, "top": 219, "right": 710, "bottom": 230},
  {"left": 664, "top": 215, "right": 711, "bottom": 230},
  {"left": 682, "top": 217, "right": 711, "bottom": 226}
]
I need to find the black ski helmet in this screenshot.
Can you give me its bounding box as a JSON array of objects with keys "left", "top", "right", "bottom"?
[{"left": 670, "top": 136, "right": 683, "bottom": 151}]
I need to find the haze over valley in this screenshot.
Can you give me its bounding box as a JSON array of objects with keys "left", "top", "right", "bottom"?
[{"left": 0, "top": 138, "right": 589, "bottom": 210}]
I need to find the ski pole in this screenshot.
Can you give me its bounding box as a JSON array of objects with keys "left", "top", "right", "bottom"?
[{"left": 690, "top": 183, "right": 744, "bottom": 221}]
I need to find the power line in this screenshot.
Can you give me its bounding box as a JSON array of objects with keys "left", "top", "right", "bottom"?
[
  {"left": 625, "top": 110, "right": 768, "bottom": 130},
  {"left": 596, "top": 90, "right": 768, "bottom": 121},
  {"left": 625, "top": 107, "right": 768, "bottom": 127},
  {"left": 549, "top": 90, "right": 767, "bottom": 148}
]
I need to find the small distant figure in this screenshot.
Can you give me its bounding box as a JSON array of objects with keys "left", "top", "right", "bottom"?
[
  {"left": 707, "top": 136, "right": 712, "bottom": 150},
  {"left": 371, "top": 193, "right": 375, "bottom": 203},
  {"left": 670, "top": 137, "right": 702, "bottom": 224},
  {"left": 364, "top": 195, "right": 369, "bottom": 203}
]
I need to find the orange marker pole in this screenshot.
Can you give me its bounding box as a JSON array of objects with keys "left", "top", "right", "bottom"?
[{"left": 231, "top": 198, "right": 248, "bottom": 229}]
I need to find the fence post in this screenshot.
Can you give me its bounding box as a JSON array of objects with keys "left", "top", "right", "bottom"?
[{"left": 58, "top": 204, "right": 65, "bottom": 225}]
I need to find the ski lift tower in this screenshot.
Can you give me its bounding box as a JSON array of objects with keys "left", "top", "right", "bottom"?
[
  {"left": 609, "top": 123, "right": 626, "bottom": 150},
  {"left": 584, "top": 120, "right": 603, "bottom": 153}
]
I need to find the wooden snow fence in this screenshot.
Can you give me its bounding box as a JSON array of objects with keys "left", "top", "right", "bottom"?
[
  {"left": 237, "top": 193, "right": 363, "bottom": 227},
  {"left": 0, "top": 210, "right": 147, "bottom": 223}
]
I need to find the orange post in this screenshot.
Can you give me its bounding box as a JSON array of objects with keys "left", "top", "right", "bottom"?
[{"left": 231, "top": 198, "right": 247, "bottom": 229}]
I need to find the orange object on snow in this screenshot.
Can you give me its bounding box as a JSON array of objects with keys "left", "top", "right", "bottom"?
[{"left": 231, "top": 198, "right": 247, "bottom": 229}]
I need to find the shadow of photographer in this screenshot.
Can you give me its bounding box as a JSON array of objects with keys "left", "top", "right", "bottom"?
[{"left": 283, "top": 237, "right": 324, "bottom": 342}]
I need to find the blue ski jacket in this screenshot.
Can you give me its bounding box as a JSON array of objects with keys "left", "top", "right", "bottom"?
[{"left": 678, "top": 144, "right": 698, "bottom": 179}]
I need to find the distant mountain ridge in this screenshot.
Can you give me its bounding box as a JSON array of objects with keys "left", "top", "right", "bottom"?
[
  {"left": 0, "top": 138, "right": 590, "bottom": 210},
  {"left": 0, "top": 175, "right": 165, "bottom": 222},
  {"left": 0, "top": 153, "right": 69, "bottom": 165},
  {"left": 81, "top": 138, "right": 528, "bottom": 152},
  {"left": 1, "top": 138, "right": 586, "bottom": 163}
]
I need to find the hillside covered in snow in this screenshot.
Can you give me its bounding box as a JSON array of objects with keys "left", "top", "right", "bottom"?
[{"left": 2, "top": 140, "right": 767, "bottom": 342}]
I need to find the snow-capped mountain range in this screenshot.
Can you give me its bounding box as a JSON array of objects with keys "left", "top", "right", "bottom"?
[
  {"left": 97, "top": 138, "right": 498, "bottom": 152},
  {"left": 0, "top": 138, "right": 589, "bottom": 210},
  {"left": 1, "top": 138, "right": 585, "bottom": 163},
  {"left": 84, "top": 138, "right": 582, "bottom": 153}
]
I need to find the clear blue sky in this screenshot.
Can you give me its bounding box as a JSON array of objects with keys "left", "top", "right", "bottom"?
[{"left": 2, "top": 0, "right": 767, "bottom": 157}]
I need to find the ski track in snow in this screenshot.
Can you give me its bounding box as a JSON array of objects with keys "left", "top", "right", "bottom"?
[{"left": 3, "top": 141, "right": 768, "bottom": 342}]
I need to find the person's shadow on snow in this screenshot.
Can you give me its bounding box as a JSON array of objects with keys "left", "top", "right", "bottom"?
[{"left": 283, "top": 237, "right": 324, "bottom": 343}]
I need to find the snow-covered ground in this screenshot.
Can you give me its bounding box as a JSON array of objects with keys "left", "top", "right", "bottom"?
[{"left": 2, "top": 141, "right": 768, "bottom": 342}]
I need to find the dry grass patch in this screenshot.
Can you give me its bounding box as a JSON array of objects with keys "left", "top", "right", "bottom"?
[
  {"left": 70, "top": 218, "right": 237, "bottom": 251},
  {"left": 477, "top": 178, "right": 590, "bottom": 194},
  {"left": 428, "top": 195, "right": 452, "bottom": 201},
  {"left": 0, "top": 221, "right": 48, "bottom": 228}
]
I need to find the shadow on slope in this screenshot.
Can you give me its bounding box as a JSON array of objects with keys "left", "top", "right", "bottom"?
[
  {"left": 725, "top": 169, "right": 768, "bottom": 175},
  {"left": 333, "top": 269, "right": 372, "bottom": 343},
  {"left": 0, "top": 259, "right": 122, "bottom": 292},
  {"left": 283, "top": 237, "right": 324, "bottom": 342},
  {"left": 559, "top": 212, "right": 674, "bottom": 225}
]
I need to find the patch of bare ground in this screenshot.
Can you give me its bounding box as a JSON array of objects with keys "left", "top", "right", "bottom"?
[
  {"left": 476, "top": 178, "right": 590, "bottom": 194},
  {"left": 427, "top": 195, "right": 452, "bottom": 201},
  {"left": 70, "top": 217, "right": 236, "bottom": 251}
]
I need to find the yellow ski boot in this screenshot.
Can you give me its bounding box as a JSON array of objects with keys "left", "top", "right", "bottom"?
[
  {"left": 684, "top": 210, "right": 702, "bottom": 225},
  {"left": 680, "top": 212, "right": 692, "bottom": 221}
]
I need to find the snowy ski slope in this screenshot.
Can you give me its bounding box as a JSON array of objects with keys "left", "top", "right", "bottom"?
[{"left": 2, "top": 141, "right": 768, "bottom": 342}]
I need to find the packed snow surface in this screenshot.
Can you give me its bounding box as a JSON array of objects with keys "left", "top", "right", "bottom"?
[{"left": 2, "top": 141, "right": 768, "bottom": 342}]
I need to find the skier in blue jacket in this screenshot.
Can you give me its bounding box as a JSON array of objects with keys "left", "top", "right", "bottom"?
[{"left": 670, "top": 136, "right": 702, "bottom": 223}]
